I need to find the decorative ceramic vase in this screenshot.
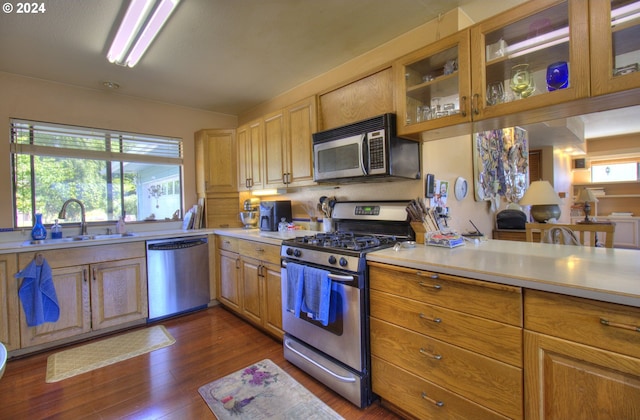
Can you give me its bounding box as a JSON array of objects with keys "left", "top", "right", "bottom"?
[{"left": 31, "top": 213, "right": 47, "bottom": 240}]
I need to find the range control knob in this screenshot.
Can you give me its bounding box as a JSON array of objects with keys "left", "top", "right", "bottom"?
[
  {"left": 293, "top": 249, "right": 302, "bottom": 258},
  {"left": 339, "top": 257, "right": 348, "bottom": 267},
  {"left": 328, "top": 255, "right": 337, "bottom": 265},
  {"left": 286, "top": 247, "right": 294, "bottom": 256}
]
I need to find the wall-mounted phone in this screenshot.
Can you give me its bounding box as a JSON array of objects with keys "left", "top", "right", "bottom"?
[{"left": 425, "top": 173, "right": 435, "bottom": 198}]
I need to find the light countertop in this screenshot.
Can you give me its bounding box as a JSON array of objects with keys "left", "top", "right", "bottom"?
[
  {"left": 213, "top": 228, "right": 316, "bottom": 246},
  {"left": 367, "top": 239, "right": 640, "bottom": 307}
]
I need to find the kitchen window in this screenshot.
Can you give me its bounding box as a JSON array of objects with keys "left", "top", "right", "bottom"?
[{"left": 10, "top": 119, "right": 183, "bottom": 228}]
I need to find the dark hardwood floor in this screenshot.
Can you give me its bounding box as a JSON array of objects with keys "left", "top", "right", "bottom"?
[{"left": 0, "top": 306, "right": 403, "bottom": 419}]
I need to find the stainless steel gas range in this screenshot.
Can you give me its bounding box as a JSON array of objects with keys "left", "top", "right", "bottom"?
[{"left": 280, "top": 201, "right": 413, "bottom": 407}]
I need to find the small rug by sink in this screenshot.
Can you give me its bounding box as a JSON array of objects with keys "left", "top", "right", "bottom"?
[
  {"left": 46, "top": 325, "right": 174, "bottom": 383},
  {"left": 199, "top": 359, "right": 344, "bottom": 419}
]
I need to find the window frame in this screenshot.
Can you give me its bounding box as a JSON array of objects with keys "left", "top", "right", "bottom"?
[{"left": 10, "top": 119, "right": 184, "bottom": 228}]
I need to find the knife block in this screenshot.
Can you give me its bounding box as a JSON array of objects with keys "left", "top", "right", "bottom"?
[{"left": 410, "top": 222, "right": 427, "bottom": 244}]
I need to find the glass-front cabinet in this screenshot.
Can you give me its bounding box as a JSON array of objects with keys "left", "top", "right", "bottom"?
[
  {"left": 470, "top": 0, "right": 590, "bottom": 121},
  {"left": 395, "top": 30, "right": 471, "bottom": 137},
  {"left": 590, "top": 0, "right": 640, "bottom": 96}
]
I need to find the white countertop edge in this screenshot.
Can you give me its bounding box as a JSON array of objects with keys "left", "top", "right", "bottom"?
[
  {"left": 366, "top": 253, "right": 640, "bottom": 307},
  {"left": 0, "top": 229, "right": 217, "bottom": 254}
]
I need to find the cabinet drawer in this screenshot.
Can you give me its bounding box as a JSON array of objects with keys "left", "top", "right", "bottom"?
[
  {"left": 216, "top": 235, "right": 239, "bottom": 252},
  {"left": 372, "top": 356, "right": 510, "bottom": 420},
  {"left": 370, "top": 289, "right": 522, "bottom": 367},
  {"left": 369, "top": 262, "right": 522, "bottom": 326},
  {"left": 524, "top": 289, "right": 640, "bottom": 359},
  {"left": 239, "top": 240, "right": 280, "bottom": 265},
  {"left": 371, "top": 317, "right": 522, "bottom": 419}
]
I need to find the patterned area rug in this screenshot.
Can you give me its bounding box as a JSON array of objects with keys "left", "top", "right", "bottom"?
[
  {"left": 199, "top": 359, "right": 344, "bottom": 419},
  {"left": 46, "top": 325, "right": 175, "bottom": 383}
]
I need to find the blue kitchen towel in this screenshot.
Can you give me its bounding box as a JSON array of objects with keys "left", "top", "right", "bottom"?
[
  {"left": 286, "top": 262, "right": 304, "bottom": 313},
  {"left": 299, "top": 266, "right": 331, "bottom": 326},
  {"left": 15, "top": 258, "right": 60, "bottom": 327}
]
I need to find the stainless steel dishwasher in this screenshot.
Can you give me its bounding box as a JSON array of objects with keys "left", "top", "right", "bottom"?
[{"left": 146, "top": 236, "right": 210, "bottom": 321}]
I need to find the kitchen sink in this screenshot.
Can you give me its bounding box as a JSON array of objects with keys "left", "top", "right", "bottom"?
[{"left": 22, "top": 232, "right": 138, "bottom": 246}]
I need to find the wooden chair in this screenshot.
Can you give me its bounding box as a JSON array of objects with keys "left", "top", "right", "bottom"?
[{"left": 525, "top": 222, "right": 615, "bottom": 248}]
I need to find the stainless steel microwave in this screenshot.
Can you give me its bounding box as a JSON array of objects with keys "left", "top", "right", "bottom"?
[{"left": 313, "top": 114, "right": 420, "bottom": 183}]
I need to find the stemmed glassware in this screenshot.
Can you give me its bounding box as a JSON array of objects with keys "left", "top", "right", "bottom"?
[{"left": 509, "top": 64, "right": 534, "bottom": 99}]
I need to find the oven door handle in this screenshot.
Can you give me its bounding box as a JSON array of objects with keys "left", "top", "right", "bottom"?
[
  {"left": 282, "top": 261, "right": 354, "bottom": 282},
  {"left": 284, "top": 339, "right": 357, "bottom": 383}
]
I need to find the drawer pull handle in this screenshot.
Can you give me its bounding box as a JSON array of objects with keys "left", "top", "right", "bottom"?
[
  {"left": 255, "top": 248, "right": 265, "bottom": 252},
  {"left": 417, "top": 271, "right": 439, "bottom": 280},
  {"left": 600, "top": 318, "right": 640, "bottom": 332},
  {"left": 418, "top": 282, "right": 442, "bottom": 290},
  {"left": 421, "top": 392, "right": 444, "bottom": 407},
  {"left": 419, "top": 313, "right": 442, "bottom": 323},
  {"left": 419, "top": 348, "right": 442, "bottom": 360}
]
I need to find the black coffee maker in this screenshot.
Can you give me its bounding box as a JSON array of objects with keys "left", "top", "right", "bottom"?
[{"left": 259, "top": 201, "right": 292, "bottom": 231}]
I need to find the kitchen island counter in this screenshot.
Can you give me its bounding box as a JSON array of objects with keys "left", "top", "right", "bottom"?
[{"left": 367, "top": 239, "right": 640, "bottom": 307}]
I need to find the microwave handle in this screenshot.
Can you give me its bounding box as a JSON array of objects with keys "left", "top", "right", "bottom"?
[{"left": 360, "top": 134, "right": 369, "bottom": 175}]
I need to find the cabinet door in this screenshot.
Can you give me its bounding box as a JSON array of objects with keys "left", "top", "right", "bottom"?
[
  {"left": 237, "top": 124, "right": 249, "bottom": 191},
  {"left": 590, "top": 0, "right": 640, "bottom": 96},
  {"left": 218, "top": 250, "right": 241, "bottom": 311},
  {"left": 240, "top": 256, "right": 262, "bottom": 325},
  {"left": 91, "top": 257, "right": 148, "bottom": 330},
  {"left": 264, "top": 110, "right": 287, "bottom": 188},
  {"left": 470, "top": 0, "right": 590, "bottom": 121},
  {"left": 195, "top": 129, "right": 237, "bottom": 194},
  {"left": 285, "top": 96, "right": 316, "bottom": 187},
  {"left": 20, "top": 265, "right": 90, "bottom": 347},
  {"left": 395, "top": 30, "right": 472, "bottom": 137},
  {"left": 0, "top": 254, "right": 19, "bottom": 351},
  {"left": 525, "top": 331, "right": 640, "bottom": 420},
  {"left": 247, "top": 120, "right": 264, "bottom": 190},
  {"left": 262, "top": 262, "right": 283, "bottom": 339}
]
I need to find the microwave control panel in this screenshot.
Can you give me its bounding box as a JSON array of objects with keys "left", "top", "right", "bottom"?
[{"left": 367, "top": 130, "right": 386, "bottom": 173}]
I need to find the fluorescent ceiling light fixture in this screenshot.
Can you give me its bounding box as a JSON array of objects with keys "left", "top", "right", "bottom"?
[{"left": 107, "top": 0, "right": 180, "bottom": 67}]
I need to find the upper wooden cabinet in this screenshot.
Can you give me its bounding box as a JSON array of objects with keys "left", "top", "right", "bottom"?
[
  {"left": 396, "top": 0, "right": 591, "bottom": 137},
  {"left": 195, "top": 129, "right": 237, "bottom": 194},
  {"left": 237, "top": 120, "right": 264, "bottom": 191},
  {"left": 470, "top": 0, "right": 590, "bottom": 121},
  {"left": 281, "top": 96, "right": 316, "bottom": 187},
  {"left": 240, "top": 96, "right": 317, "bottom": 190},
  {"left": 395, "top": 30, "right": 472, "bottom": 137},
  {"left": 590, "top": 0, "right": 640, "bottom": 96}
]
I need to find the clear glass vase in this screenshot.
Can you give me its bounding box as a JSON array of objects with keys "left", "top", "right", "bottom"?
[{"left": 31, "top": 213, "right": 47, "bottom": 240}]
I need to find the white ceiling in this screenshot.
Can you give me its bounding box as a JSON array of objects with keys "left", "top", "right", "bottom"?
[
  {"left": 0, "top": 0, "right": 638, "bottom": 143},
  {"left": 0, "top": 0, "right": 479, "bottom": 116}
]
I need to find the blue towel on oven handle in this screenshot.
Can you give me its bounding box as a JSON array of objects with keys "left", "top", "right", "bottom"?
[
  {"left": 285, "top": 262, "right": 304, "bottom": 314},
  {"left": 299, "top": 266, "right": 331, "bottom": 326},
  {"left": 15, "top": 258, "right": 60, "bottom": 327}
]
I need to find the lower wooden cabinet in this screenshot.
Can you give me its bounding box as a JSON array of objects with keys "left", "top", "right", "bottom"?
[
  {"left": 0, "top": 253, "right": 19, "bottom": 351},
  {"left": 17, "top": 243, "right": 147, "bottom": 348},
  {"left": 372, "top": 356, "right": 510, "bottom": 420},
  {"left": 216, "top": 235, "right": 283, "bottom": 339},
  {"left": 369, "top": 261, "right": 523, "bottom": 419},
  {"left": 524, "top": 289, "right": 640, "bottom": 419}
]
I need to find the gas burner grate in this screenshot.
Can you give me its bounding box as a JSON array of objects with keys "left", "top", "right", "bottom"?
[{"left": 290, "top": 232, "right": 396, "bottom": 251}]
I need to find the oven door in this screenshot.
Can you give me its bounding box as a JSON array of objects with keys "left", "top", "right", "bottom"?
[
  {"left": 281, "top": 260, "right": 364, "bottom": 372},
  {"left": 313, "top": 134, "right": 367, "bottom": 181}
]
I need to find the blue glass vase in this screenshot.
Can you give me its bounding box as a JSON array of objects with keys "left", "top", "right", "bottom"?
[{"left": 31, "top": 213, "right": 47, "bottom": 240}]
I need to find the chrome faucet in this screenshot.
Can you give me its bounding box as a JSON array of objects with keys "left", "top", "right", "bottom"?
[{"left": 59, "top": 198, "right": 87, "bottom": 236}]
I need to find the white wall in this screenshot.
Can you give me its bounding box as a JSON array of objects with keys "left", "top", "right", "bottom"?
[{"left": 0, "top": 72, "right": 237, "bottom": 229}]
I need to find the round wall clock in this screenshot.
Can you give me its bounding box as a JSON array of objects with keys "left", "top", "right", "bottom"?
[{"left": 454, "top": 177, "right": 468, "bottom": 200}]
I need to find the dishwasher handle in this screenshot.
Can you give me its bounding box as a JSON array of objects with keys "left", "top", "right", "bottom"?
[{"left": 147, "top": 238, "right": 207, "bottom": 251}]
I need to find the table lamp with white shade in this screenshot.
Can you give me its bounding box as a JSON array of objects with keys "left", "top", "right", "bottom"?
[
  {"left": 578, "top": 188, "right": 599, "bottom": 222},
  {"left": 519, "top": 180, "right": 563, "bottom": 223}
]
